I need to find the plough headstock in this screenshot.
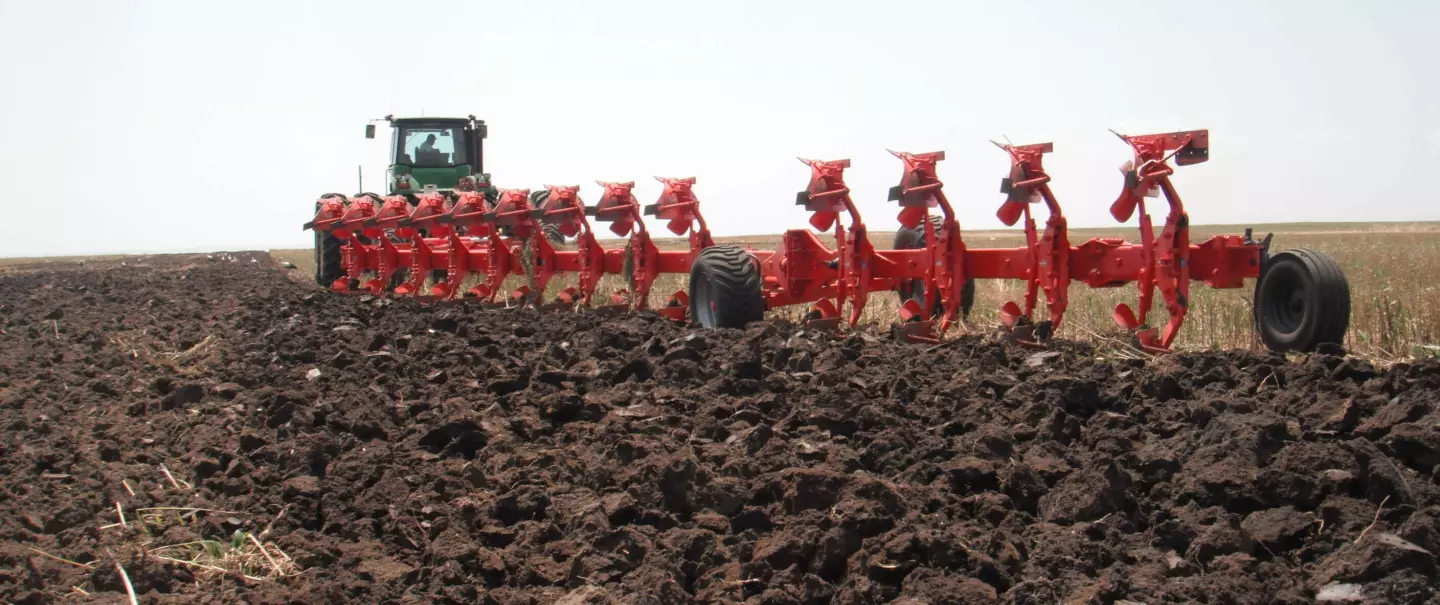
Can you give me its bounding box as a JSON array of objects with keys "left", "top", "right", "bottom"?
[
  {"left": 534, "top": 185, "right": 586, "bottom": 238},
  {"left": 795, "top": 158, "right": 853, "bottom": 231},
  {"left": 590, "top": 181, "right": 642, "bottom": 237},
  {"left": 887, "top": 150, "right": 947, "bottom": 229},
  {"left": 993, "top": 141, "right": 1054, "bottom": 227},
  {"left": 647, "top": 176, "right": 705, "bottom": 236}
]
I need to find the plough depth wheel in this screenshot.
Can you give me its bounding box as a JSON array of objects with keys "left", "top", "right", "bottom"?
[
  {"left": 688, "top": 245, "right": 765, "bottom": 329},
  {"left": 1254, "top": 248, "right": 1351, "bottom": 352}
]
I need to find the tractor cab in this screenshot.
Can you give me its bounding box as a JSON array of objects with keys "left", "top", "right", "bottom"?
[{"left": 366, "top": 115, "right": 489, "bottom": 199}]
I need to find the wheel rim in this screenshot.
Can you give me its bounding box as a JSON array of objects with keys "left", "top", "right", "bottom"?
[
  {"left": 692, "top": 272, "right": 717, "bottom": 327},
  {"left": 1261, "top": 263, "right": 1307, "bottom": 337}
]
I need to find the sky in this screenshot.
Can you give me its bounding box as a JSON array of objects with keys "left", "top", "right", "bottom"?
[{"left": 0, "top": 0, "right": 1436, "bottom": 257}]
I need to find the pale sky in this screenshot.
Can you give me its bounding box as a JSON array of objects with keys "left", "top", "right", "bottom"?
[{"left": 1, "top": 0, "right": 1436, "bottom": 257}]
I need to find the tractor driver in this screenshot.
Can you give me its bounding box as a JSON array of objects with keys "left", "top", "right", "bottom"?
[{"left": 418, "top": 134, "right": 439, "bottom": 154}]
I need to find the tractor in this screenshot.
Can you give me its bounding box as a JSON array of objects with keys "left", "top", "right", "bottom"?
[{"left": 312, "top": 115, "right": 563, "bottom": 287}]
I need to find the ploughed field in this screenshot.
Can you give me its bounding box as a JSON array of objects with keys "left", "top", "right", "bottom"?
[{"left": 1, "top": 252, "right": 1438, "bottom": 604}]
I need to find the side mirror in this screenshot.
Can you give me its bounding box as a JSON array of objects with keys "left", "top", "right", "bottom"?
[
  {"left": 365, "top": 124, "right": 376, "bottom": 139},
  {"left": 477, "top": 124, "right": 488, "bottom": 139}
]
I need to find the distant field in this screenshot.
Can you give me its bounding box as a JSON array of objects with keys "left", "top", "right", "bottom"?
[{"left": 264, "top": 221, "right": 1440, "bottom": 361}]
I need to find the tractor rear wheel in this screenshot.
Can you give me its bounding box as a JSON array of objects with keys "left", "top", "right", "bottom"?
[
  {"left": 622, "top": 244, "right": 637, "bottom": 291},
  {"left": 688, "top": 245, "right": 765, "bottom": 329},
  {"left": 1254, "top": 248, "right": 1350, "bottom": 353},
  {"left": 314, "top": 230, "right": 343, "bottom": 287},
  {"left": 542, "top": 223, "right": 566, "bottom": 246},
  {"left": 892, "top": 216, "right": 975, "bottom": 319}
]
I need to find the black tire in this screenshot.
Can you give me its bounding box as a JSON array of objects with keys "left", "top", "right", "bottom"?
[
  {"left": 542, "top": 223, "right": 565, "bottom": 246},
  {"left": 892, "top": 215, "right": 975, "bottom": 319},
  {"left": 526, "top": 190, "right": 567, "bottom": 246},
  {"left": 1254, "top": 248, "right": 1350, "bottom": 353},
  {"left": 622, "top": 243, "right": 637, "bottom": 291},
  {"left": 388, "top": 267, "right": 409, "bottom": 290},
  {"left": 688, "top": 246, "right": 765, "bottom": 329},
  {"left": 314, "top": 228, "right": 343, "bottom": 287}
]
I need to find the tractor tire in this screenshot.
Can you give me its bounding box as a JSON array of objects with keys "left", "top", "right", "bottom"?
[
  {"left": 1254, "top": 248, "right": 1351, "bottom": 353},
  {"left": 688, "top": 245, "right": 765, "bottom": 329},
  {"left": 892, "top": 216, "right": 975, "bottom": 319},
  {"left": 542, "top": 223, "right": 566, "bottom": 246},
  {"left": 314, "top": 230, "right": 343, "bottom": 287},
  {"left": 388, "top": 267, "right": 409, "bottom": 291},
  {"left": 526, "top": 189, "right": 568, "bottom": 246},
  {"left": 622, "top": 244, "right": 638, "bottom": 291}
]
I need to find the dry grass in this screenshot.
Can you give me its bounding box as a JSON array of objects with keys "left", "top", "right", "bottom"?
[
  {"left": 22, "top": 470, "right": 304, "bottom": 599},
  {"left": 275, "top": 221, "right": 1438, "bottom": 361},
  {"left": 94, "top": 472, "right": 302, "bottom": 586}
]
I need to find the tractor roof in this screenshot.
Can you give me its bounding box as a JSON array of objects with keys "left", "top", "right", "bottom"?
[{"left": 389, "top": 116, "right": 481, "bottom": 127}]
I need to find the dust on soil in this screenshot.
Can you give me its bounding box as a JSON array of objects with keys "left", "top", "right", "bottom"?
[{"left": 2, "top": 252, "right": 1438, "bottom": 605}]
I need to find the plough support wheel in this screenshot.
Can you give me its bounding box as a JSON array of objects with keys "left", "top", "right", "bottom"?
[
  {"left": 1254, "top": 248, "right": 1351, "bottom": 353},
  {"left": 688, "top": 245, "right": 765, "bottom": 329}
]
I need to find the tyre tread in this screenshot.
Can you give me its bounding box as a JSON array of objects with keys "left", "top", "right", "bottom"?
[
  {"left": 690, "top": 245, "right": 765, "bottom": 328},
  {"left": 1255, "top": 247, "right": 1350, "bottom": 352}
]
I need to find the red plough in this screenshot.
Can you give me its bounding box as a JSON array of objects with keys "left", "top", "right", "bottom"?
[
  {"left": 304, "top": 177, "right": 718, "bottom": 320},
  {"left": 733, "top": 151, "right": 969, "bottom": 344},
  {"left": 303, "top": 192, "right": 422, "bottom": 294},
  {"left": 691, "top": 128, "right": 1349, "bottom": 353},
  {"left": 304, "top": 128, "right": 1351, "bottom": 354}
]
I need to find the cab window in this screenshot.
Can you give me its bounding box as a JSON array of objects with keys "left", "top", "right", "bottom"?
[{"left": 397, "top": 127, "right": 467, "bottom": 167}]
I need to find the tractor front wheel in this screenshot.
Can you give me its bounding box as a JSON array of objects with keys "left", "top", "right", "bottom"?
[
  {"left": 688, "top": 246, "right": 765, "bottom": 329},
  {"left": 1254, "top": 248, "right": 1350, "bottom": 353}
]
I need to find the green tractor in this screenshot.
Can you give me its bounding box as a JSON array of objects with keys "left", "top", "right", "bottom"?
[
  {"left": 312, "top": 115, "right": 564, "bottom": 287},
  {"left": 371, "top": 114, "right": 492, "bottom": 199}
]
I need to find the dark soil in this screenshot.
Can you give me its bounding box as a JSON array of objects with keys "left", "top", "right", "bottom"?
[{"left": 2, "top": 253, "right": 1438, "bottom": 604}]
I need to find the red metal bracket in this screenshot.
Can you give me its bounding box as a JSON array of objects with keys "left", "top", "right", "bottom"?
[
  {"left": 537, "top": 184, "right": 608, "bottom": 306},
  {"left": 591, "top": 181, "right": 641, "bottom": 237},
  {"left": 395, "top": 192, "right": 455, "bottom": 297},
  {"left": 888, "top": 150, "right": 965, "bottom": 336},
  {"left": 303, "top": 193, "right": 349, "bottom": 233},
  {"left": 993, "top": 141, "right": 1070, "bottom": 343},
  {"left": 535, "top": 185, "right": 585, "bottom": 239},
  {"left": 1108, "top": 129, "right": 1208, "bottom": 351},
  {"left": 331, "top": 194, "right": 389, "bottom": 292},
  {"left": 590, "top": 181, "right": 656, "bottom": 308},
  {"left": 649, "top": 176, "right": 715, "bottom": 249},
  {"left": 887, "top": 150, "right": 947, "bottom": 229}
]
